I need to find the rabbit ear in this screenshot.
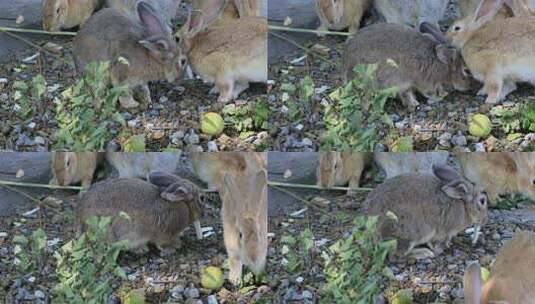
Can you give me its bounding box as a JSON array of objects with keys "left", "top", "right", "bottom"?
[
  {"left": 419, "top": 21, "right": 448, "bottom": 44},
  {"left": 222, "top": 172, "right": 241, "bottom": 206},
  {"left": 137, "top": 1, "right": 167, "bottom": 36},
  {"left": 147, "top": 171, "right": 181, "bottom": 188},
  {"left": 161, "top": 183, "right": 189, "bottom": 202},
  {"left": 250, "top": 170, "right": 267, "bottom": 205},
  {"left": 433, "top": 164, "right": 462, "bottom": 182},
  {"left": 442, "top": 180, "right": 471, "bottom": 200},
  {"left": 464, "top": 262, "right": 483, "bottom": 304},
  {"left": 473, "top": 0, "right": 505, "bottom": 25},
  {"left": 183, "top": 9, "right": 205, "bottom": 38},
  {"left": 436, "top": 44, "right": 459, "bottom": 65}
]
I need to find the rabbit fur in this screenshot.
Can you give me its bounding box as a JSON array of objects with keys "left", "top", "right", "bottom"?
[
  {"left": 316, "top": 152, "right": 371, "bottom": 194},
  {"left": 105, "top": 151, "right": 182, "bottom": 179},
  {"left": 177, "top": 0, "right": 267, "bottom": 103},
  {"left": 42, "top": 0, "right": 105, "bottom": 31},
  {"left": 343, "top": 22, "right": 470, "bottom": 110},
  {"left": 105, "top": 0, "right": 181, "bottom": 23},
  {"left": 73, "top": 1, "right": 186, "bottom": 109},
  {"left": 447, "top": 0, "right": 535, "bottom": 104},
  {"left": 77, "top": 172, "right": 203, "bottom": 253},
  {"left": 374, "top": 152, "right": 450, "bottom": 179},
  {"left": 50, "top": 152, "right": 103, "bottom": 189},
  {"left": 373, "top": 0, "right": 448, "bottom": 29},
  {"left": 464, "top": 230, "right": 535, "bottom": 303},
  {"left": 363, "top": 164, "right": 488, "bottom": 260},
  {"left": 315, "top": 0, "right": 371, "bottom": 35},
  {"left": 457, "top": 152, "right": 535, "bottom": 205}
]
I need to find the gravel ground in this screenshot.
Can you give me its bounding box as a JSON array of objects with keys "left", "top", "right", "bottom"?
[{"left": 267, "top": 1, "right": 535, "bottom": 152}]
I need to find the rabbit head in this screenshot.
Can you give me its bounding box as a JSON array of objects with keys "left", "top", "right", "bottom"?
[
  {"left": 50, "top": 152, "right": 99, "bottom": 189},
  {"left": 447, "top": 0, "right": 507, "bottom": 48},
  {"left": 221, "top": 170, "right": 268, "bottom": 279},
  {"left": 135, "top": 1, "right": 186, "bottom": 79},
  {"left": 420, "top": 22, "right": 472, "bottom": 92},
  {"left": 43, "top": 0, "right": 102, "bottom": 31},
  {"left": 148, "top": 171, "right": 204, "bottom": 239},
  {"left": 317, "top": 152, "right": 340, "bottom": 188},
  {"left": 51, "top": 152, "right": 79, "bottom": 186},
  {"left": 177, "top": 0, "right": 227, "bottom": 53},
  {"left": 433, "top": 164, "right": 489, "bottom": 227},
  {"left": 464, "top": 230, "right": 535, "bottom": 303}
]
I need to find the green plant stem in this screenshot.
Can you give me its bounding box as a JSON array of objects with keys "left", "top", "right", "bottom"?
[
  {"left": 268, "top": 181, "right": 373, "bottom": 192},
  {"left": 268, "top": 25, "right": 352, "bottom": 37},
  {"left": 0, "top": 184, "right": 42, "bottom": 204},
  {"left": 268, "top": 31, "right": 338, "bottom": 67},
  {"left": 0, "top": 180, "right": 84, "bottom": 191},
  {"left": 0, "top": 26, "right": 77, "bottom": 36}
]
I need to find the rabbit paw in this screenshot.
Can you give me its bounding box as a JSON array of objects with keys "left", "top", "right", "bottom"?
[
  {"left": 228, "top": 267, "right": 242, "bottom": 286},
  {"left": 316, "top": 24, "right": 328, "bottom": 37}
]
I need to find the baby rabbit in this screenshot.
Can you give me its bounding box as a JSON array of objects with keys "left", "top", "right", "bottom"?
[
  {"left": 220, "top": 169, "right": 268, "bottom": 285},
  {"left": 105, "top": 0, "right": 181, "bottom": 23},
  {"left": 464, "top": 230, "right": 535, "bottom": 303},
  {"left": 315, "top": 0, "right": 371, "bottom": 35},
  {"left": 177, "top": 0, "right": 267, "bottom": 103},
  {"left": 343, "top": 22, "right": 470, "bottom": 110},
  {"left": 42, "top": 0, "right": 105, "bottom": 31},
  {"left": 73, "top": 1, "right": 186, "bottom": 109},
  {"left": 447, "top": 0, "right": 535, "bottom": 104},
  {"left": 50, "top": 152, "right": 102, "bottom": 189},
  {"left": 105, "top": 151, "right": 182, "bottom": 179},
  {"left": 363, "top": 164, "right": 488, "bottom": 260},
  {"left": 457, "top": 152, "right": 535, "bottom": 205},
  {"left": 316, "top": 152, "right": 371, "bottom": 194},
  {"left": 374, "top": 152, "right": 449, "bottom": 179},
  {"left": 77, "top": 172, "right": 203, "bottom": 253},
  {"left": 373, "top": 0, "right": 448, "bottom": 29}
]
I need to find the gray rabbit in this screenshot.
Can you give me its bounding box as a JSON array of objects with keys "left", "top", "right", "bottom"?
[
  {"left": 363, "top": 164, "right": 488, "bottom": 260},
  {"left": 343, "top": 22, "right": 470, "bottom": 110},
  {"left": 73, "top": 1, "right": 186, "bottom": 109},
  {"left": 77, "top": 171, "right": 203, "bottom": 254}
]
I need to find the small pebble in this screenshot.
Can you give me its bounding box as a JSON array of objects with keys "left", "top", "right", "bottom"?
[
  {"left": 185, "top": 287, "right": 200, "bottom": 299},
  {"left": 207, "top": 295, "right": 218, "bottom": 304}
]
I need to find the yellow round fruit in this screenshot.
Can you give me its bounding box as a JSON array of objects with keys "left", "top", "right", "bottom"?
[
  {"left": 201, "top": 112, "right": 225, "bottom": 136},
  {"left": 468, "top": 114, "right": 492, "bottom": 138},
  {"left": 480, "top": 266, "right": 491, "bottom": 283},
  {"left": 201, "top": 266, "right": 224, "bottom": 290}
]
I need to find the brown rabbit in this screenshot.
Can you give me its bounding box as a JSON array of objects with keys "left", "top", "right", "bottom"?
[
  {"left": 363, "top": 164, "right": 488, "bottom": 260},
  {"left": 343, "top": 22, "right": 470, "bottom": 110},
  {"left": 220, "top": 169, "right": 267, "bottom": 285},
  {"left": 316, "top": 152, "right": 371, "bottom": 194},
  {"left": 189, "top": 152, "right": 267, "bottom": 285},
  {"left": 374, "top": 152, "right": 449, "bottom": 179},
  {"left": 77, "top": 172, "right": 203, "bottom": 253},
  {"left": 189, "top": 152, "right": 266, "bottom": 191},
  {"left": 447, "top": 0, "right": 535, "bottom": 104},
  {"left": 457, "top": 152, "right": 535, "bottom": 205},
  {"left": 73, "top": 1, "right": 186, "bottom": 109},
  {"left": 50, "top": 152, "right": 102, "bottom": 189},
  {"left": 177, "top": 0, "right": 267, "bottom": 103},
  {"left": 315, "top": 0, "right": 371, "bottom": 35},
  {"left": 42, "top": 0, "right": 105, "bottom": 31},
  {"left": 464, "top": 230, "right": 535, "bottom": 303}
]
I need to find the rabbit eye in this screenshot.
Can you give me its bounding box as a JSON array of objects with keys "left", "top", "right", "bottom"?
[
  {"left": 454, "top": 26, "right": 461, "bottom": 31},
  {"left": 239, "top": 232, "right": 244, "bottom": 240},
  {"left": 479, "top": 197, "right": 487, "bottom": 206}
]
